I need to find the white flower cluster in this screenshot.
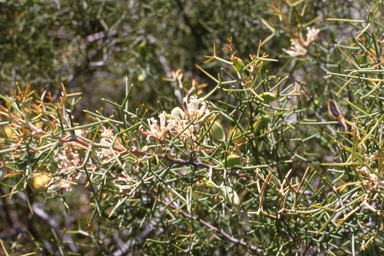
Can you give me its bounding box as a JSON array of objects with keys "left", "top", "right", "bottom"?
[
  {"left": 97, "top": 128, "right": 126, "bottom": 160},
  {"left": 143, "top": 112, "right": 177, "bottom": 140},
  {"left": 184, "top": 96, "right": 211, "bottom": 122},
  {"left": 47, "top": 149, "right": 82, "bottom": 192},
  {"left": 113, "top": 170, "right": 136, "bottom": 193},
  {"left": 287, "top": 39, "right": 308, "bottom": 57},
  {"left": 45, "top": 128, "right": 88, "bottom": 193},
  {"left": 140, "top": 96, "right": 211, "bottom": 141},
  {"left": 287, "top": 27, "right": 320, "bottom": 57}
]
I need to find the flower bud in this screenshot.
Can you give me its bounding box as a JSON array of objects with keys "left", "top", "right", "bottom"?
[
  {"left": 233, "top": 56, "right": 245, "bottom": 67},
  {"left": 171, "top": 107, "right": 185, "bottom": 119},
  {"left": 232, "top": 56, "right": 245, "bottom": 73}
]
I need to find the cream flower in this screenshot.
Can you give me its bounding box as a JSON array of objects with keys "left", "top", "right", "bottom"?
[
  {"left": 305, "top": 27, "right": 320, "bottom": 46},
  {"left": 47, "top": 149, "right": 82, "bottom": 192},
  {"left": 287, "top": 27, "right": 320, "bottom": 57},
  {"left": 173, "top": 119, "right": 197, "bottom": 141},
  {"left": 183, "top": 96, "right": 211, "bottom": 123},
  {"left": 287, "top": 39, "right": 307, "bottom": 57},
  {"left": 97, "top": 128, "right": 125, "bottom": 158},
  {"left": 140, "top": 112, "right": 176, "bottom": 140}
]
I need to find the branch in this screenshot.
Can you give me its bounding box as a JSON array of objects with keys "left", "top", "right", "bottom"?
[
  {"left": 139, "top": 189, "right": 263, "bottom": 252},
  {"left": 21, "top": 124, "right": 251, "bottom": 180}
]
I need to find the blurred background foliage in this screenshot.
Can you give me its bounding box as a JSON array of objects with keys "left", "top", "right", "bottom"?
[
  {"left": 1, "top": 0, "right": 384, "bottom": 255},
  {"left": 1, "top": 0, "right": 359, "bottom": 118}
]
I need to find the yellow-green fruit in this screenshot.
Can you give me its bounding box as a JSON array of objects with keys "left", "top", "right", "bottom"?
[
  {"left": 253, "top": 115, "right": 270, "bottom": 133},
  {"left": 259, "top": 92, "right": 277, "bottom": 103},
  {"left": 219, "top": 185, "right": 240, "bottom": 206},
  {"left": 222, "top": 154, "right": 241, "bottom": 167},
  {"left": 171, "top": 107, "right": 185, "bottom": 119},
  {"left": 138, "top": 70, "right": 146, "bottom": 81},
  {"left": 211, "top": 121, "right": 225, "bottom": 142},
  {"left": 32, "top": 174, "right": 49, "bottom": 189}
]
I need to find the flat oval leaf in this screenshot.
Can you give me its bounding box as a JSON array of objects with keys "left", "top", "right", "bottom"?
[
  {"left": 219, "top": 185, "right": 240, "bottom": 206},
  {"left": 211, "top": 121, "right": 225, "bottom": 142}
]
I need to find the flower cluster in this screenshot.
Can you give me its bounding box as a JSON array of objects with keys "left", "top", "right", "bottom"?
[
  {"left": 287, "top": 27, "right": 320, "bottom": 57},
  {"left": 45, "top": 128, "right": 88, "bottom": 192},
  {"left": 358, "top": 167, "right": 383, "bottom": 190},
  {"left": 47, "top": 149, "right": 82, "bottom": 193},
  {"left": 139, "top": 96, "right": 212, "bottom": 141},
  {"left": 97, "top": 128, "right": 126, "bottom": 160},
  {"left": 140, "top": 112, "right": 177, "bottom": 140},
  {"left": 113, "top": 170, "right": 137, "bottom": 193},
  {"left": 183, "top": 96, "right": 211, "bottom": 122}
]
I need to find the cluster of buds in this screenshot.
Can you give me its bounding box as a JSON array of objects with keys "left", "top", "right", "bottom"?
[
  {"left": 139, "top": 96, "right": 212, "bottom": 141},
  {"left": 287, "top": 27, "right": 320, "bottom": 57}
]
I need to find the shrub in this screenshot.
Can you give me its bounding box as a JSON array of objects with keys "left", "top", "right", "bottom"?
[{"left": 1, "top": 1, "right": 384, "bottom": 255}]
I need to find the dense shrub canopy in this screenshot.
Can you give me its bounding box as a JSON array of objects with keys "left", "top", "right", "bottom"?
[{"left": 1, "top": 1, "right": 384, "bottom": 255}]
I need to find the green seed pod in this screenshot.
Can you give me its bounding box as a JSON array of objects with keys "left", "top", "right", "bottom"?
[
  {"left": 259, "top": 92, "right": 277, "bottom": 103},
  {"left": 222, "top": 154, "right": 241, "bottom": 167},
  {"left": 171, "top": 107, "right": 185, "bottom": 119},
  {"left": 219, "top": 184, "right": 240, "bottom": 207},
  {"left": 211, "top": 121, "right": 225, "bottom": 142},
  {"left": 253, "top": 115, "right": 270, "bottom": 133}
]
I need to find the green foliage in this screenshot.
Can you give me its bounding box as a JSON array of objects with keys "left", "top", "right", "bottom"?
[{"left": 1, "top": 1, "right": 384, "bottom": 256}]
